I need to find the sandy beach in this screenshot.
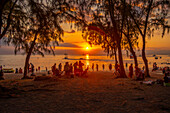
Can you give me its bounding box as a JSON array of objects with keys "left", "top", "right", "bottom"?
[{"left": 0, "top": 71, "right": 170, "bottom": 113}]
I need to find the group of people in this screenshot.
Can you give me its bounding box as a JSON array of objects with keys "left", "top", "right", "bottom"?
[
  {"left": 15, "top": 68, "right": 23, "bottom": 74},
  {"left": 128, "top": 64, "right": 145, "bottom": 80},
  {"left": 91, "top": 63, "right": 120, "bottom": 72},
  {"left": 51, "top": 61, "right": 88, "bottom": 77}
]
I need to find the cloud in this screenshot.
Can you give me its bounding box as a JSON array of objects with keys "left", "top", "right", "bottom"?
[
  {"left": 65, "top": 30, "right": 75, "bottom": 33},
  {"left": 58, "top": 43, "right": 80, "bottom": 48}
]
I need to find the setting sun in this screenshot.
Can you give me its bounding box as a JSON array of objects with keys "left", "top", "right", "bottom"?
[{"left": 86, "top": 47, "right": 89, "bottom": 50}]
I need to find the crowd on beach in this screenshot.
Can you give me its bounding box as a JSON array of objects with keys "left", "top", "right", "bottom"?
[
  {"left": 51, "top": 61, "right": 88, "bottom": 78},
  {"left": 0, "top": 61, "right": 170, "bottom": 85}
]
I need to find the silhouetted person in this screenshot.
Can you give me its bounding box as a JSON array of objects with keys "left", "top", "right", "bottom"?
[
  {"left": 15, "top": 68, "right": 18, "bottom": 73},
  {"left": 70, "top": 63, "right": 73, "bottom": 73},
  {"left": 38, "top": 66, "right": 40, "bottom": 72},
  {"left": 96, "top": 64, "right": 98, "bottom": 71},
  {"left": 73, "top": 61, "right": 78, "bottom": 75},
  {"left": 126, "top": 63, "right": 128, "bottom": 68},
  {"left": 79, "top": 61, "right": 84, "bottom": 75},
  {"left": 58, "top": 63, "right": 62, "bottom": 71},
  {"left": 19, "top": 68, "right": 23, "bottom": 73},
  {"left": 30, "top": 63, "right": 34, "bottom": 75},
  {"left": 64, "top": 62, "right": 70, "bottom": 76},
  {"left": 102, "top": 64, "right": 105, "bottom": 70},
  {"left": 129, "top": 64, "right": 133, "bottom": 78},
  {"left": 51, "top": 63, "right": 56, "bottom": 75},
  {"left": 109, "top": 64, "right": 112, "bottom": 71},
  {"left": 115, "top": 62, "right": 119, "bottom": 72},
  {"left": 92, "top": 63, "right": 94, "bottom": 71}
]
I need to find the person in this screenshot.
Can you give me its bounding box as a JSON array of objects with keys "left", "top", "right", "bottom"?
[
  {"left": 64, "top": 62, "right": 70, "bottom": 76},
  {"left": 126, "top": 63, "right": 128, "bottom": 68},
  {"left": 92, "top": 63, "right": 94, "bottom": 71},
  {"left": 45, "top": 67, "right": 48, "bottom": 71},
  {"left": 164, "top": 74, "right": 169, "bottom": 83},
  {"left": 19, "top": 68, "right": 23, "bottom": 73},
  {"left": 58, "top": 63, "right": 62, "bottom": 71},
  {"left": 135, "top": 67, "right": 144, "bottom": 80},
  {"left": 102, "top": 64, "right": 105, "bottom": 70},
  {"left": 96, "top": 64, "right": 98, "bottom": 71},
  {"left": 69, "top": 63, "right": 73, "bottom": 73},
  {"left": 15, "top": 68, "right": 18, "bottom": 73},
  {"left": 30, "top": 63, "right": 34, "bottom": 75},
  {"left": 79, "top": 61, "right": 84, "bottom": 75},
  {"left": 73, "top": 61, "right": 79, "bottom": 76},
  {"left": 0, "top": 65, "right": 4, "bottom": 80},
  {"left": 109, "top": 64, "right": 112, "bottom": 71},
  {"left": 115, "top": 62, "right": 119, "bottom": 72},
  {"left": 128, "top": 63, "right": 133, "bottom": 78},
  {"left": 51, "top": 63, "right": 57, "bottom": 76},
  {"left": 38, "top": 66, "right": 40, "bottom": 72}
]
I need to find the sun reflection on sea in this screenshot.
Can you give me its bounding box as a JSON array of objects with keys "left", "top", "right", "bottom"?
[
  {"left": 86, "top": 54, "right": 89, "bottom": 59},
  {"left": 85, "top": 54, "right": 90, "bottom": 68}
]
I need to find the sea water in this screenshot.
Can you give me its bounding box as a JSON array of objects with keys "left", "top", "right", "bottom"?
[{"left": 0, "top": 54, "right": 170, "bottom": 72}]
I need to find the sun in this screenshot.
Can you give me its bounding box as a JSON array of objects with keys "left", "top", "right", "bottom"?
[{"left": 86, "top": 47, "right": 89, "bottom": 50}]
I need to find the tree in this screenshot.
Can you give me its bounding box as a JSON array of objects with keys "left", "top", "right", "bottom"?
[
  {"left": 5, "top": 0, "right": 78, "bottom": 78},
  {"left": 0, "top": 0, "right": 19, "bottom": 40},
  {"left": 128, "top": 0, "right": 170, "bottom": 77}
]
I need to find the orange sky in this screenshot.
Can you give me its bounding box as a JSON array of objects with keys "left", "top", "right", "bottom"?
[{"left": 59, "top": 23, "right": 170, "bottom": 54}]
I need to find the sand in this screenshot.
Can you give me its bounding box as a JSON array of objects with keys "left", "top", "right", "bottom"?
[{"left": 0, "top": 71, "right": 170, "bottom": 113}]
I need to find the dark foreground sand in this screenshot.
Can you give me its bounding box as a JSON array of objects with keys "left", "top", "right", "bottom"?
[{"left": 0, "top": 71, "right": 170, "bottom": 113}]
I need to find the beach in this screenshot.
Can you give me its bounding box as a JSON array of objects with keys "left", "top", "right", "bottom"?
[{"left": 0, "top": 71, "right": 170, "bottom": 113}]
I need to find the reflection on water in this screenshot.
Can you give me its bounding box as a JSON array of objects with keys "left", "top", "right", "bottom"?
[
  {"left": 86, "top": 54, "right": 89, "bottom": 60},
  {"left": 0, "top": 54, "right": 170, "bottom": 71}
]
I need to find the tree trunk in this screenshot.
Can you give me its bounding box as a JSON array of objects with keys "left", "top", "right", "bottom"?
[
  {"left": 114, "top": 46, "right": 118, "bottom": 65},
  {"left": 126, "top": 35, "right": 138, "bottom": 68},
  {"left": 142, "top": 36, "right": 150, "bottom": 77},
  {"left": 131, "top": 51, "right": 138, "bottom": 68},
  {"left": 23, "top": 33, "right": 38, "bottom": 79},
  {"left": 23, "top": 51, "right": 32, "bottom": 78},
  {"left": 117, "top": 40, "right": 127, "bottom": 78}
]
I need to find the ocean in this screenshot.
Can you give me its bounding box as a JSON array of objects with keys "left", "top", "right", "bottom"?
[{"left": 0, "top": 54, "right": 170, "bottom": 72}]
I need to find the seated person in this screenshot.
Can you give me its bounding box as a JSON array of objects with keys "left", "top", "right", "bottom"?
[
  {"left": 19, "top": 68, "right": 23, "bottom": 73},
  {"left": 164, "top": 74, "right": 169, "bottom": 83},
  {"left": 136, "top": 68, "right": 144, "bottom": 81}
]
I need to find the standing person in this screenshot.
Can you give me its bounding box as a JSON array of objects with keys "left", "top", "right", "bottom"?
[
  {"left": 109, "top": 64, "right": 112, "bottom": 71},
  {"left": 30, "top": 63, "right": 35, "bottom": 75},
  {"left": 38, "top": 66, "right": 40, "bottom": 72},
  {"left": 51, "top": 63, "right": 56, "bottom": 75},
  {"left": 19, "top": 68, "right": 23, "bottom": 73},
  {"left": 96, "top": 64, "right": 99, "bottom": 71},
  {"left": 126, "top": 63, "right": 128, "bottom": 68},
  {"left": 79, "top": 61, "right": 84, "bottom": 75},
  {"left": 58, "top": 63, "right": 62, "bottom": 71},
  {"left": 45, "top": 67, "right": 48, "bottom": 71},
  {"left": 64, "top": 62, "right": 70, "bottom": 76},
  {"left": 102, "top": 64, "right": 105, "bottom": 70},
  {"left": 128, "top": 63, "right": 133, "bottom": 78},
  {"left": 73, "top": 61, "right": 78, "bottom": 75},
  {"left": 92, "top": 63, "right": 94, "bottom": 71},
  {"left": 115, "top": 61, "right": 119, "bottom": 72},
  {"left": 69, "top": 63, "right": 73, "bottom": 73}
]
